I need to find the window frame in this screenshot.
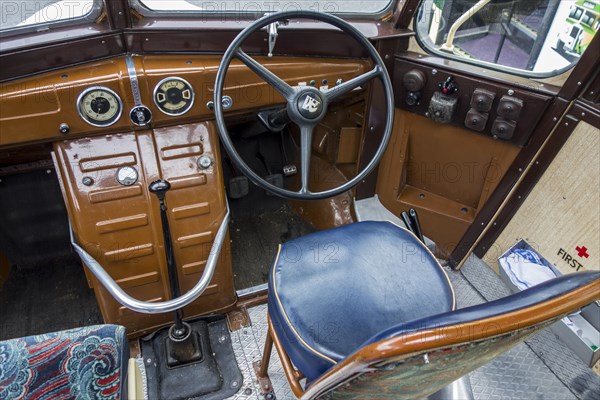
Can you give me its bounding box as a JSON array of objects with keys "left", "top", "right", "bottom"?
[
  {"left": 0, "top": 0, "right": 104, "bottom": 38},
  {"left": 129, "top": 0, "right": 396, "bottom": 21},
  {"left": 413, "top": 0, "right": 586, "bottom": 79}
]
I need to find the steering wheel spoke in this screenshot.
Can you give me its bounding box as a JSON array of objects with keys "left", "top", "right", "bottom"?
[
  {"left": 299, "top": 124, "right": 314, "bottom": 194},
  {"left": 324, "top": 66, "right": 382, "bottom": 102},
  {"left": 235, "top": 49, "right": 296, "bottom": 99}
]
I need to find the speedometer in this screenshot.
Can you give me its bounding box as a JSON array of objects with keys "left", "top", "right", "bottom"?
[
  {"left": 153, "top": 77, "right": 195, "bottom": 116},
  {"left": 77, "top": 87, "right": 123, "bottom": 127}
]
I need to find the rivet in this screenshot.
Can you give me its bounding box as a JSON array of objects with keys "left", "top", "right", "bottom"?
[
  {"left": 146, "top": 358, "right": 152, "bottom": 364},
  {"left": 518, "top": 168, "right": 522, "bottom": 172},
  {"left": 46, "top": 169, "right": 52, "bottom": 174},
  {"left": 565, "top": 122, "right": 569, "bottom": 126},
  {"left": 581, "top": 112, "right": 586, "bottom": 117},
  {"left": 518, "top": 196, "right": 522, "bottom": 199},
  {"left": 370, "top": 126, "right": 374, "bottom": 131},
  {"left": 552, "top": 117, "right": 557, "bottom": 122},
  {"left": 577, "top": 81, "right": 582, "bottom": 86},
  {"left": 82, "top": 177, "right": 94, "bottom": 186},
  {"left": 507, "top": 89, "right": 514, "bottom": 96},
  {"left": 145, "top": 38, "right": 149, "bottom": 41},
  {"left": 431, "top": 69, "right": 438, "bottom": 75}
]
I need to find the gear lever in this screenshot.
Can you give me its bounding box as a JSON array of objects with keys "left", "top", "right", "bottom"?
[{"left": 149, "top": 179, "right": 203, "bottom": 366}]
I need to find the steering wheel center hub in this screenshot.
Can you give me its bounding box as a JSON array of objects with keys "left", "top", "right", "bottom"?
[{"left": 296, "top": 90, "right": 325, "bottom": 119}]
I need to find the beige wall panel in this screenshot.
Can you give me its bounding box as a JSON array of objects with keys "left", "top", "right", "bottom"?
[{"left": 483, "top": 122, "right": 599, "bottom": 275}]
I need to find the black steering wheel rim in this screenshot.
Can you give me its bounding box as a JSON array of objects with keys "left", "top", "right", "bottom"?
[{"left": 214, "top": 10, "right": 394, "bottom": 200}]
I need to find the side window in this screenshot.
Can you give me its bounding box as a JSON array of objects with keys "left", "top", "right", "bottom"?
[
  {"left": 0, "top": 0, "right": 102, "bottom": 35},
  {"left": 415, "top": 0, "right": 600, "bottom": 77}
]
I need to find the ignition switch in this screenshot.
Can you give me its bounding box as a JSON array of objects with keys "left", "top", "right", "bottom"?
[{"left": 438, "top": 76, "right": 459, "bottom": 95}]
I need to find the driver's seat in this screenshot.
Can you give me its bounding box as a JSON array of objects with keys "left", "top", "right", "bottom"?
[{"left": 256, "top": 221, "right": 600, "bottom": 399}]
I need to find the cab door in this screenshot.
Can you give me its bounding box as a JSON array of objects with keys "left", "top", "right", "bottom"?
[{"left": 361, "top": 0, "right": 599, "bottom": 268}]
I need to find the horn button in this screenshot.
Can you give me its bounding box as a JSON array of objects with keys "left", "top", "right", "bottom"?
[{"left": 296, "top": 91, "right": 324, "bottom": 119}]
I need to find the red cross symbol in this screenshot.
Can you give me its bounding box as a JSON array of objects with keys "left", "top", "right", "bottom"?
[{"left": 576, "top": 246, "right": 589, "bottom": 259}]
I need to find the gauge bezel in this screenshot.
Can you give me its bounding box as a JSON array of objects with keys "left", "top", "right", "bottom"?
[
  {"left": 76, "top": 86, "right": 123, "bottom": 127},
  {"left": 153, "top": 76, "right": 196, "bottom": 116}
]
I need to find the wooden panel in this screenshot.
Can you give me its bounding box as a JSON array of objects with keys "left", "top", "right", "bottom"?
[
  {"left": 483, "top": 122, "right": 599, "bottom": 274},
  {"left": 393, "top": 55, "right": 553, "bottom": 147}
]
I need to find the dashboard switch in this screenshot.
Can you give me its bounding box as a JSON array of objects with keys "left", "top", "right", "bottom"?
[
  {"left": 438, "top": 76, "right": 458, "bottom": 95},
  {"left": 497, "top": 95, "right": 523, "bottom": 120},
  {"left": 465, "top": 108, "right": 489, "bottom": 132},
  {"left": 470, "top": 88, "right": 495, "bottom": 112},
  {"left": 403, "top": 69, "right": 426, "bottom": 92},
  {"left": 491, "top": 117, "right": 517, "bottom": 140}
]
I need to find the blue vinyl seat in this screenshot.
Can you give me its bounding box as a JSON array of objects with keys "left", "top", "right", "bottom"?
[
  {"left": 260, "top": 221, "right": 600, "bottom": 399},
  {"left": 268, "top": 221, "right": 455, "bottom": 381}
]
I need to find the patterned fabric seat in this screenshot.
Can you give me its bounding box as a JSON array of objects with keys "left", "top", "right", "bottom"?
[{"left": 0, "top": 325, "right": 128, "bottom": 400}]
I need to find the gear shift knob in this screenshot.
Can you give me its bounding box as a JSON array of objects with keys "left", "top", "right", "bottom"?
[{"left": 149, "top": 179, "right": 171, "bottom": 200}]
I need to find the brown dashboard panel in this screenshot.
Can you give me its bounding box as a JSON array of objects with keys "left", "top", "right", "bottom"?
[
  {"left": 393, "top": 55, "right": 553, "bottom": 147},
  {"left": 0, "top": 55, "right": 368, "bottom": 147},
  {"left": 53, "top": 122, "right": 235, "bottom": 337}
]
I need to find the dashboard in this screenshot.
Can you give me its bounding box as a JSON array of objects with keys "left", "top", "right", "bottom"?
[{"left": 0, "top": 55, "right": 369, "bottom": 147}]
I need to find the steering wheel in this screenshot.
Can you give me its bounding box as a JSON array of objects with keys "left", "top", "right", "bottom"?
[{"left": 214, "top": 10, "right": 394, "bottom": 200}]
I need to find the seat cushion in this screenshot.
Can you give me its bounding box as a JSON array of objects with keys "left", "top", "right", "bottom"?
[
  {"left": 0, "top": 325, "right": 128, "bottom": 400},
  {"left": 268, "top": 221, "right": 455, "bottom": 381}
]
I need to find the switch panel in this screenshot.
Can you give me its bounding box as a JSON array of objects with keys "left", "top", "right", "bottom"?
[
  {"left": 470, "top": 88, "right": 495, "bottom": 112},
  {"left": 497, "top": 95, "right": 523, "bottom": 120},
  {"left": 491, "top": 117, "right": 517, "bottom": 140},
  {"left": 465, "top": 108, "right": 489, "bottom": 132}
]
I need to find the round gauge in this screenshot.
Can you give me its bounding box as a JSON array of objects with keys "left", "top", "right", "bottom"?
[
  {"left": 77, "top": 87, "right": 123, "bottom": 127},
  {"left": 153, "top": 77, "right": 195, "bottom": 116},
  {"left": 116, "top": 166, "right": 139, "bottom": 186}
]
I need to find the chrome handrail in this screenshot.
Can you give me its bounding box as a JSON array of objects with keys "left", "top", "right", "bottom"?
[{"left": 69, "top": 204, "right": 230, "bottom": 314}]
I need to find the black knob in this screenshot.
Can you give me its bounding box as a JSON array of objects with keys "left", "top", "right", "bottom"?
[
  {"left": 438, "top": 76, "right": 458, "bottom": 95},
  {"left": 149, "top": 179, "right": 171, "bottom": 200}
]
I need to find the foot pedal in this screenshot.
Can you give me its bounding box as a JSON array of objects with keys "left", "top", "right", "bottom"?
[
  {"left": 265, "top": 174, "right": 283, "bottom": 196},
  {"left": 283, "top": 164, "right": 297, "bottom": 176},
  {"left": 228, "top": 176, "right": 249, "bottom": 199}
]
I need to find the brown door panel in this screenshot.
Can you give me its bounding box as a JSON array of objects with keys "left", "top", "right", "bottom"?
[{"left": 377, "top": 110, "right": 519, "bottom": 257}]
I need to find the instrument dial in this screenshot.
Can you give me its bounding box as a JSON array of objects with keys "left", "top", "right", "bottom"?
[
  {"left": 153, "top": 77, "right": 195, "bottom": 116},
  {"left": 77, "top": 87, "right": 123, "bottom": 127}
]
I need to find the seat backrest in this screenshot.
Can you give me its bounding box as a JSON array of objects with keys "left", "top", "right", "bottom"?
[{"left": 301, "top": 271, "right": 600, "bottom": 399}]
